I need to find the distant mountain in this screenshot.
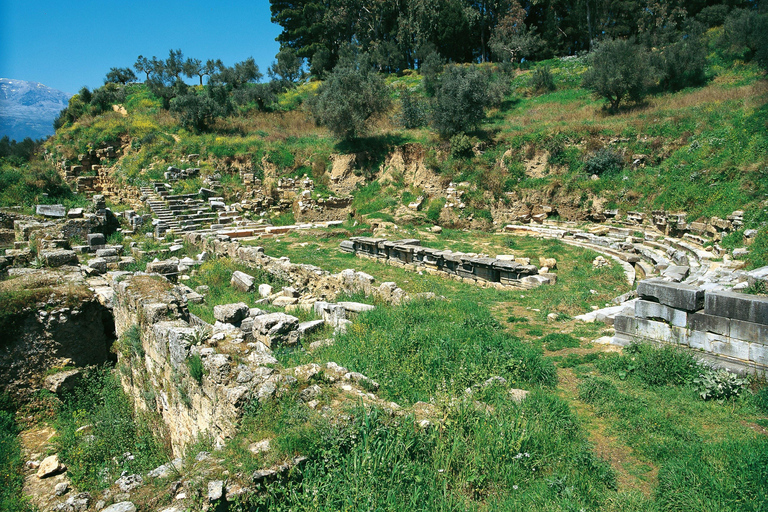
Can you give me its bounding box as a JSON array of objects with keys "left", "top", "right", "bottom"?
[{"left": 0, "top": 78, "right": 71, "bottom": 141}]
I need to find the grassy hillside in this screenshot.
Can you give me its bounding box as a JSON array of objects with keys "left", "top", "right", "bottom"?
[{"left": 1, "top": 47, "right": 765, "bottom": 266}]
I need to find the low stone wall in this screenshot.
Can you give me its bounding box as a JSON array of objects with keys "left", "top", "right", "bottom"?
[
  {"left": 184, "top": 232, "right": 410, "bottom": 304},
  {"left": 341, "top": 237, "right": 554, "bottom": 289},
  {"left": 614, "top": 279, "right": 768, "bottom": 372}
]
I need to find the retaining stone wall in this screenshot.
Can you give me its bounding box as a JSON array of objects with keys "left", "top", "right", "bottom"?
[{"left": 614, "top": 278, "right": 768, "bottom": 372}]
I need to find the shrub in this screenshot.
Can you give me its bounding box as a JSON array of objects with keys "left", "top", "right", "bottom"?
[
  {"left": 693, "top": 368, "right": 748, "bottom": 401},
  {"left": 430, "top": 65, "right": 490, "bottom": 137},
  {"left": 582, "top": 39, "right": 653, "bottom": 111},
  {"left": 398, "top": 89, "right": 428, "bottom": 129},
  {"left": 530, "top": 66, "right": 556, "bottom": 93},
  {"left": 754, "top": 387, "right": 768, "bottom": 413},
  {"left": 584, "top": 148, "right": 623, "bottom": 176},
  {"left": 187, "top": 354, "right": 205, "bottom": 384},
  {"left": 656, "top": 34, "right": 707, "bottom": 91},
  {"left": 719, "top": 9, "right": 768, "bottom": 71},
  {"left": 449, "top": 133, "right": 474, "bottom": 158},
  {"left": 626, "top": 343, "right": 700, "bottom": 387}
]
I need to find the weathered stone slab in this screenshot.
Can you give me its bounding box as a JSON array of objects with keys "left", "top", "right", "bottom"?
[
  {"left": 710, "top": 338, "right": 750, "bottom": 360},
  {"left": 231, "top": 270, "right": 255, "bottom": 293},
  {"left": 297, "top": 319, "right": 324, "bottom": 335},
  {"left": 146, "top": 260, "right": 178, "bottom": 275},
  {"left": 749, "top": 343, "right": 768, "bottom": 365},
  {"left": 688, "top": 313, "right": 730, "bottom": 337},
  {"left": 40, "top": 249, "right": 78, "bottom": 267},
  {"left": 704, "top": 290, "right": 768, "bottom": 326},
  {"left": 340, "top": 240, "right": 355, "bottom": 253},
  {"left": 36, "top": 204, "right": 66, "bottom": 218},
  {"left": 213, "top": 303, "right": 250, "bottom": 324},
  {"left": 337, "top": 302, "right": 375, "bottom": 314},
  {"left": 636, "top": 279, "right": 704, "bottom": 312},
  {"left": 634, "top": 300, "right": 688, "bottom": 327},
  {"left": 615, "top": 315, "right": 687, "bottom": 345},
  {"left": 729, "top": 318, "right": 768, "bottom": 343}
]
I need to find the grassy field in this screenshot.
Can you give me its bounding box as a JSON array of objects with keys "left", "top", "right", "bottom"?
[{"left": 172, "top": 228, "right": 768, "bottom": 510}]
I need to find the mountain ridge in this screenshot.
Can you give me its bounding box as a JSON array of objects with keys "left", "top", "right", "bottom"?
[{"left": 0, "top": 78, "right": 71, "bottom": 141}]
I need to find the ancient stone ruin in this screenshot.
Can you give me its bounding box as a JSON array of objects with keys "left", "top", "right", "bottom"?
[
  {"left": 341, "top": 237, "right": 554, "bottom": 289},
  {"left": 614, "top": 279, "right": 768, "bottom": 372}
]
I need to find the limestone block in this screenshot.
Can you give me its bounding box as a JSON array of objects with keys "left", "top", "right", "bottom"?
[
  {"left": 166, "top": 326, "right": 196, "bottom": 369},
  {"left": 258, "top": 284, "right": 273, "bottom": 298},
  {"left": 729, "top": 318, "right": 768, "bottom": 343},
  {"left": 634, "top": 300, "right": 688, "bottom": 327},
  {"left": 636, "top": 279, "right": 704, "bottom": 312},
  {"left": 297, "top": 319, "right": 324, "bottom": 335},
  {"left": 230, "top": 271, "right": 255, "bottom": 293},
  {"left": 710, "top": 338, "right": 750, "bottom": 360},
  {"left": 40, "top": 249, "right": 78, "bottom": 267},
  {"left": 615, "top": 315, "right": 687, "bottom": 345},
  {"left": 337, "top": 301, "right": 375, "bottom": 314},
  {"left": 688, "top": 313, "right": 730, "bottom": 336},
  {"left": 204, "top": 354, "right": 231, "bottom": 384},
  {"left": 213, "top": 302, "right": 250, "bottom": 324},
  {"left": 749, "top": 343, "right": 768, "bottom": 365},
  {"left": 687, "top": 330, "right": 725, "bottom": 351},
  {"left": 704, "top": 290, "right": 768, "bottom": 326},
  {"left": 146, "top": 260, "right": 178, "bottom": 275},
  {"left": 88, "top": 257, "right": 107, "bottom": 274},
  {"left": 87, "top": 233, "right": 106, "bottom": 247},
  {"left": 36, "top": 204, "right": 66, "bottom": 218}
]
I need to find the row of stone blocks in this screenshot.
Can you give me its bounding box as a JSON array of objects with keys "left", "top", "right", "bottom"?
[
  {"left": 342, "top": 237, "right": 549, "bottom": 287},
  {"left": 614, "top": 279, "right": 768, "bottom": 368}
]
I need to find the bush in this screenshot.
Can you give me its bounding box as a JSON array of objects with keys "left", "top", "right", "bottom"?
[
  {"left": 754, "top": 387, "right": 768, "bottom": 413},
  {"left": 530, "top": 66, "right": 556, "bottom": 93},
  {"left": 170, "top": 90, "right": 226, "bottom": 131},
  {"left": 430, "top": 65, "right": 490, "bottom": 137},
  {"left": 582, "top": 39, "right": 653, "bottom": 111},
  {"left": 584, "top": 148, "right": 623, "bottom": 176},
  {"left": 398, "top": 89, "right": 428, "bottom": 129},
  {"left": 656, "top": 34, "right": 707, "bottom": 91},
  {"left": 626, "top": 343, "right": 700, "bottom": 387},
  {"left": 309, "top": 57, "right": 391, "bottom": 139},
  {"left": 719, "top": 9, "right": 768, "bottom": 71},
  {"left": 449, "top": 133, "right": 474, "bottom": 158},
  {"left": 693, "top": 368, "right": 748, "bottom": 401}
]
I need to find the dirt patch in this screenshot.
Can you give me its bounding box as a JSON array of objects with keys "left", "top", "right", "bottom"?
[{"left": 558, "top": 367, "right": 658, "bottom": 496}]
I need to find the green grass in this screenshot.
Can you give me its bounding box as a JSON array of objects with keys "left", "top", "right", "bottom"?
[
  {"left": 0, "top": 395, "right": 33, "bottom": 512},
  {"left": 54, "top": 366, "right": 169, "bottom": 491}
]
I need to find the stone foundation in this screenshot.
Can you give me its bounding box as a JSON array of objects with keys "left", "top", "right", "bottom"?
[{"left": 614, "top": 278, "right": 768, "bottom": 372}]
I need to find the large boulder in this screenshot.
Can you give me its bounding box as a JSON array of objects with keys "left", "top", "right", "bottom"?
[
  {"left": 37, "top": 454, "right": 65, "bottom": 478},
  {"left": 44, "top": 369, "right": 81, "bottom": 394},
  {"left": 213, "top": 302, "right": 250, "bottom": 324}
]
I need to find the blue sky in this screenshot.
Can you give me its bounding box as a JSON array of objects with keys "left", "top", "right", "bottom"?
[{"left": 0, "top": 0, "right": 282, "bottom": 95}]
